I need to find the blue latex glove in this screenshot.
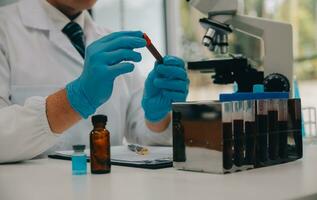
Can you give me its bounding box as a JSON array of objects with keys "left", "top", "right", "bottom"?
[
  {"left": 66, "top": 31, "right": 146, "bottom": 118},
  {"left": 142, "top": 56, "right": 189, "bottom": 122}
]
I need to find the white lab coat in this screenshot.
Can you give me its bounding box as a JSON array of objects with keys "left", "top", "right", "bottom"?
[{"left": 0, "top": 0, "right": 171, "bottom": 163}]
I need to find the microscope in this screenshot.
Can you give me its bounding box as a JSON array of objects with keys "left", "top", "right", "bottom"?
[
  {"left": 186, "top": 0, "right": 293, "bottom": 93},
  {"left": 172, "top": 0, "right": 302, "bottom": 174}
]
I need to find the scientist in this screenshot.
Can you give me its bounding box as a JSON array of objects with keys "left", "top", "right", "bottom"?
[{"left": 0, "top": 0, "right": 189, "bottom": 163}]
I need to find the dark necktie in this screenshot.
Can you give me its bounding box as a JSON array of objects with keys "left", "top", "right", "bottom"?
[{"left": 62, "top": 22, "right": 86, "bottom": 59}]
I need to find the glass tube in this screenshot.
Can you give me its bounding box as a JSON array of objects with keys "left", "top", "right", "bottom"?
[
  {"left": 256, "top": 99, "right": 268, "bottom": 165},
  {"left": 278, "top": 99, "right": 288, "bottom": 159},
  {"left": 268, "top": 99, "right": 279, "bottom": 161},
  {"left": 222, "top": 102, "right": 233, "bottom": 170},
  {"left": 233, "top": 101, "right": 244, "bottom": 167},
  {"left": 244, "top": 100, "right": 256, "bottom": 166}
]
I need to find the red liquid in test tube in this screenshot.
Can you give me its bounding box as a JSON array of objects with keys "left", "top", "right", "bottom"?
[{"left": 143, "top": 33, "right": 163, "bottom": 64}]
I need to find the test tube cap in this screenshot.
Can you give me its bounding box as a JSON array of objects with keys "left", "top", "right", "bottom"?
[
  {"left": 73, "top": 145, "right": 86, "bottom": 152},
  {"left": 253, "top": 84, "right": 264, "bottom": 93},
  {"left": 92, "top": 115, "right": 108, "bottom": 124},
  {"left": 143, "top": 33, "right": 152, "bottom": 46}
]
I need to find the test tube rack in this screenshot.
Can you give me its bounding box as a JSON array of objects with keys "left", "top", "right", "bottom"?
[{"left": 172, "top": 96, "right": 303, "bottom": 174}]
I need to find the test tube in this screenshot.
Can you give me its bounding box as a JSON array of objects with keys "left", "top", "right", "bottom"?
[
  {"left": 256, "top": 99, "right": 268, "bottom": 165},
  {"left": 278, "top": 99, "right": 288, "bottom": 160},
  {"left": 143, "top": 33, "right": 163, "bottom": 64},
  {"left": 233, "top": 101, "right": 244, "bottom": 167},
  {"left": 268, "top": 99, "right": 279, "bottom": 160},
  {"left": 288, "top": 99, "right": 303, "bottom": 158},
  {"left": 244, "top": 100, "right": 256, "bottom": 166},
  {"left": 222, "top": 102, "right": 233, "bottom": 170}
]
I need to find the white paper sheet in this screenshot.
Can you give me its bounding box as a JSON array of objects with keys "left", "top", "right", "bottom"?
[{"left": 55, "top": 146, "right": 172, "bottom": 163}]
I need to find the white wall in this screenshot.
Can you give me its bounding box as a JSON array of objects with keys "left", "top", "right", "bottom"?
[{"left": 93, "top": 0, "right": 167, "bottom": 75}]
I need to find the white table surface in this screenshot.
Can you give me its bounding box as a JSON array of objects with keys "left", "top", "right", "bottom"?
[{"left": 1, "top": 145, "right": 317, "bottom": 200}]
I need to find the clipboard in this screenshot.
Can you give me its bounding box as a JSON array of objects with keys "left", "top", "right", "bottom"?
[{"left": 48, "top": 146, "right": 173, "bottom": 169}]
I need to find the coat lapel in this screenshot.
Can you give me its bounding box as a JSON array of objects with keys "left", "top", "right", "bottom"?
[
  {"left": 48, "top": 28, "right": 83, "bottom": 64},
  {"left": 18, "top": 0, "right": 89, "bottom": 65},
  {"left": 18, "top": 0, "right": 110, "bottom": 65}
]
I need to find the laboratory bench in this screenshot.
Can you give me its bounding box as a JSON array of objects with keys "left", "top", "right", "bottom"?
[{"left": 1, "top": 145, "right": 317, "bottom": 200}]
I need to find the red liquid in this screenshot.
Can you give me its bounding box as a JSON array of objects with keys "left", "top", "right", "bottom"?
[
  {"left": 256, "top": 115, "right": 268, "bottom": 164},
  {"left": 233, "top": 120, "right": 244, "bottom": 167},
  {"left": 245, "top": 121, "right": 256, "bottom": 165},
  {"left": 268, "top": 111, "right": 279, "bottom": 160},
  {"left": 293, "top": 120, "right": 303, "bottom": 158},
  {"left": 143, "top": 33, "right": 163, "bottom": 63},
  {"left": 278, "top": 121, "right": 288, "bottom": 159},
  {"left": 288, "top": 100, "right": 303, "bottom": 158},
  {"left": 223, "top": 122, "right": 233, "bottom": 170}
]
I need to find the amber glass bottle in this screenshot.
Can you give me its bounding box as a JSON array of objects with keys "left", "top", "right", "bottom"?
[{"left": 90, "top": 115, "right": 111, "bottom": 174}]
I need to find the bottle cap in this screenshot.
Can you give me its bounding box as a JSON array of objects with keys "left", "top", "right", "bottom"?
[
  {"left": 253, "top": 84, "right": 264, "bottom": 93},
  {"left": 73, "top": 145, "right": 86, "bottom": 152},
  {"left": 92, "top": 115, "right": 108, "bottom": 124}
]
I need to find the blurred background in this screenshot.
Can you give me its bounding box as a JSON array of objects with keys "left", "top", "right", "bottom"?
[{"left": 1, "top": 0, "right": 317, "bottom": 137}]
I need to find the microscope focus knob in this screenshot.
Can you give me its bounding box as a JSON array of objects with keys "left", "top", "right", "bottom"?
[{"left": 263, "top": 73, "right": 290, "bottom": 92}]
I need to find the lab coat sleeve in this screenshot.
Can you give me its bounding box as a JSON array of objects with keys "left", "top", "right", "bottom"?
[
  {"left": 124, "top": 68, "right": 172, "bottom": 146},
  {"left": 0, "top": 97, "right": 59, "bottom": 163},
  {"left": 0, "top": 24, "right": 58, "bottom": 163}
]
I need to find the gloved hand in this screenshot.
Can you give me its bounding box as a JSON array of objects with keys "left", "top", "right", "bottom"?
[
  {"left": 142, "top": 56, "right": 189, "bottom": 122},
  {"left": 66, "top": 31, "right": 146, "bottom": 118}
]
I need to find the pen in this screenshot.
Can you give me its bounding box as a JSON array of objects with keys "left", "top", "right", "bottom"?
[
  {"left": 128, "top": 144, "right": 149, "bottom": 155},
  {"left": 143, "top": 33, "right": 163, "bottom": 64}
]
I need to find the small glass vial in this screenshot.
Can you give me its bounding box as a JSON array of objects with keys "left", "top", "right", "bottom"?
[
  {"left": 90, "top": 115, "right": 111, "bottom": 174},
  {"left": 72, "top": 145, "right": 87, "bottom": 175}
]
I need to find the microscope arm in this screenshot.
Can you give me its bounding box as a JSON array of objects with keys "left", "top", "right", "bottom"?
[
  {"left": 187, "top": 0, "right": 294, "bottom": 94},
  {"left": 227, "top": 15, "right": 294, "bottom": 93}
]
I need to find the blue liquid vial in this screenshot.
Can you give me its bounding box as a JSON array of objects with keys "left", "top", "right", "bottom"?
[{"left": 72, "top": 145, "right": 87, "bottom": 175}]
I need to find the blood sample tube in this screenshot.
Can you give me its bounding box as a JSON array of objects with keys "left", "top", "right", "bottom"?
[
  {"left": 222, "top": 102, "right": 233, "bottom": 170},
  {"left": 268, "top": 99, "right": 279, "bottom": 161},
  {"left": 233, "top": 101, "right": 244, "bottom": 167},
  {"left": 143, "top": 33, "right": 163, "bottom": 64},
  {"left": 244, "top": 100, "right": 256, "bottom": 166},
  {"left": 278, "top": 99, "right": 288, "bottom": 160},
  {"left": 256, "top": 99, "right": 268, "bottom": 165},
  {"left": 288, "top": 99, "right": 303, "bottom": 158}
]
